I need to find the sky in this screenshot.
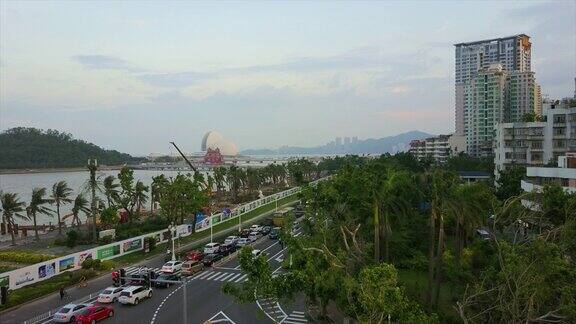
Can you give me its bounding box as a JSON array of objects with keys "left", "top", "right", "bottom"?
[{"left": 1, "top": 1, "right": 574, "bottom": 156}]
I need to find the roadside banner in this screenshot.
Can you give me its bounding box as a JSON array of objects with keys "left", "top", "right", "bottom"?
[
  {"left": 58, "top": 256, "right": 75, "bottom": 272},
  {"left": 122, "top": 238, "right": 143, "bottom": 254},
  {"left": 97, "top": 244, "right": 121, "bottom": 259}
]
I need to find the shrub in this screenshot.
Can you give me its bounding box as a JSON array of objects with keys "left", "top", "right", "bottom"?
[
  {"left": 99, "top": 235, "right": 113, "bottom": 245},
  {"left": 144, "top": 236, "right": 156, "bottom": 251},
  {"left": 81, "top": 258, "right": 101, "bottom": 270},
  {"left": 397, "top": 252, "right": 428, "bottom": 271},
  {"left": 0, "top": 251, "right": 55, "bottom": 264},
  {"left": 66, "top": 230, "right": 79, "bottom": 248},
  {"left": 99, "top": 260, "right": 115, "bottom": 271}
]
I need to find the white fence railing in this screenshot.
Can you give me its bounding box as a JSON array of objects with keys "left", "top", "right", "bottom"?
[{"left": 2, "top": 177, "right": 330, "bottom": 291}]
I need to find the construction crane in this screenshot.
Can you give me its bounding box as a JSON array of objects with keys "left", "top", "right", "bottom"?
[{"left": 170, "top": 141, "right": 198, "bottom": 173}]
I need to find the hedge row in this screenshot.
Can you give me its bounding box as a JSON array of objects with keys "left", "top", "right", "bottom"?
[{"left": 0, "top": 251, "right": 56, "bottom": 264}]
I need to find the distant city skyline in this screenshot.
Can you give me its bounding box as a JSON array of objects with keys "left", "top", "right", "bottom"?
[{"left": 1, "top": 1, "right": 574, "bottom": 155}]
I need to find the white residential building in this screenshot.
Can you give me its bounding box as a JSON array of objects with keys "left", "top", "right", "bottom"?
[
  {"left": 494, "top": 101, "right": 576, "bottom": 177},
  {"left": 409, "top": 134, "right": 466, "bottom": 163}
]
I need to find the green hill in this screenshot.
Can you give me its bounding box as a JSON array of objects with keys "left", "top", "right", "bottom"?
[{"left": 0, "top": 127, "right": 144, "bottom": 169}]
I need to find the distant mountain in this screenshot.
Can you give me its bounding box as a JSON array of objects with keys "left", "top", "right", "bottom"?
[
  {"left": 0, "top": 127, "right": 145, "bottom": 169},
  {"left": 241, "top": 130, "right": 434, "bottom": 156}
]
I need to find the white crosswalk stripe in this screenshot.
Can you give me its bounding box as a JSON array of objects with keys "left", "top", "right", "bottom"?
[
  {"left": 190, "top": 270, "right": 249, "bottom": 283},
  {"left": 283, "top": 310, "right": 308, "bottom": 323}
]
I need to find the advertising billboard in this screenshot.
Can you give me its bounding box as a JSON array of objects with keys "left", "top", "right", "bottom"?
[
  {"left": 59, "top": 257, "right": 75, "bottom": 271},
  {"left": 122, "top": 238, "right": 142, "bottom": 253},
  {"left": 97, "top": 245, "right": 120, "bottom": 259},
  {"left": 38, "top": 262, "right": 56, "bottom": 279}
]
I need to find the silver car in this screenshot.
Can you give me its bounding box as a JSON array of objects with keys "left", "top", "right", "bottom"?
[{"left": 53, "top": 303, "right": 88, "bottom": 323}]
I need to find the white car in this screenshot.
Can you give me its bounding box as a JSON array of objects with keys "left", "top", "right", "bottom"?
[
  {"left": 161, "top": 260, "right": 183, "bottom": 273},
  {"left": 204, "top": 242, "right": 221, "bottom": 254},
  {"left": 97, "top": 286, "right": 124, "bottom": 303},
  {"left": 224, "top": 236, "right": 239, "bottom": 245},
  {"left": 251, "top": 249, "right": 263, "bottom": 259},
  {"left": 53, "top": 304, "right": 88, "bottom": 323},
  {"left": 118, "top": 286, "right": 152, "bottom": 305},
  {"left": 248, "top": 231, "right": 261, "bottom": 242},
  {"left": 236, "top": 238, "right": 250, "bottom": 247},
  {"left": 250, "top": 224, "right": 262, "bottom": 232}
]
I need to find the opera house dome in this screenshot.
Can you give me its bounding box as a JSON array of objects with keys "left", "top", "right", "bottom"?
[{"left": 201, "top": 131, "right": 238, "bottom": 156}]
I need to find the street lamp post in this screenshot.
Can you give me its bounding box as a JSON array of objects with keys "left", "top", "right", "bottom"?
[
  {"left": 170, "top": 222, "right": 176, "bottom": 261},
  {"left": 210, "top": 213, "right": 213, "bottom": 243}
]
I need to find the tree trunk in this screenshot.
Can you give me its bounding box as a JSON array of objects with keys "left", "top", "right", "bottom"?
[
  {"left": 434, "top": 213, "right": 445, "bottom": 309},
  {"left": 9, "top": 217, "right": 16, "bottom": 246},
  {"left": 427, "top": 207, "right": 436, "bottom": 306},
  {"left": 33, "top": 212, "right": 39, "bottom": 241},
  {"left": 383, "top": 211, "right": 389, "bottom": 263},
  {"left": 56, "top": 201, "right": 62, "bottom": 235},
  {"left": 455, "top": 219, "right": 461, "bottom": 261},
  {"left": 373, "top": 197, "right": 380, "bottom": 263}
]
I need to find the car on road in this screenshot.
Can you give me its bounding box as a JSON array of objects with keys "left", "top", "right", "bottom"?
[
  {"left": 261, "top": 226, "right": 271, "bottom": 235},
  {"left": 224, "top": 235, "right": 239, "bottom": 245},
  {"left": 239, "top": 229, "right": 251, "bottom": 238},
  {"left": 204, "top": 242, "right": 221, "bottom": 254},
  {"left": 53, "top": 303, "right": 88, "bottom": 323},
  {"left": 181, "top": 260, "right": 204, "bottom": 276},
  {"left": 251, "top": 249, "right": 263, "bottom": 259},
  {"left": 118, "top": 286, "right": 152, "bottom": 305},
  {"left": 250, "top": 224, "right": 263, "bottom": 233},
  {"left": 268, "top": 227, "right": 281, "bottom": 239},
  {"left": 74, "top": 305, "right": 114, "bottom": 324},
  {"left": 161, "top": 260, "right": 183, "bottom": 273},
  {"left": 154, "top": 273, "right": 180, "bottom": 288},
  {"left": 185, "top": 250, "right": 204, "bottom": 261},
  {"left": 237, "top": 237, "right": 250, "bottom": 247},
  {"left": 97, "top": 286, "right": 124, "bottom": 304},
  {"left": 248, "top": 231, "right": 261, "bottom": 242},
  {"left": 219, "top": 242, "right": 235, "bottom": 256},
  {"left": 202, "top": 253, "right": 224, "bottom": 267}
]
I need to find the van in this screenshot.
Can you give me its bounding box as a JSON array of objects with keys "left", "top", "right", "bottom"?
[
  {"left": 181, "top": 260, "right": 204, "bottom": 276},
  {"left": 118, "top": 286, "right": 152, "bottom": 305}
]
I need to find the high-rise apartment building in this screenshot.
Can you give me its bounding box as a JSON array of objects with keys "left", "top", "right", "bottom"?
[
  {"left": 466, "top": 64, "right": 507, "bottom": 157},
  {"left": 455, "top": 34, "right": 532, "bottom": 136},
  {"left": 465, "top": 64, "right": 537, "bottom": 157}
]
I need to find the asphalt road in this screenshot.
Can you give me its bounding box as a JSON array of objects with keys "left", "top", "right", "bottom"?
[{"left": 22, "top": 233, "right": 307, "bottom": 324}]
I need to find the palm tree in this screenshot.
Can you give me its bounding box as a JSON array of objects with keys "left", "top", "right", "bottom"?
[
  {"left": 227, "top": 165, "right": 244, "bottom": 202},
  {"left": 213, "top": 167, "right": 227, "bottom": 194},
  {"left": 132, "top": 180, "right": 149, "bottom": 216},
  {"left": 51, "top": 181, "right": 73, "bottom": 235},
  {"left": 1, "top": 192, "right": 28, "bottom": 245},
  {"left": 378, "top": 169, "right": 414, "bottom": 263},
  {"left": 70, "top": 194, "right": 90, "bottom": 227},
  {"left": 102, "top": 175, "right": 119, "bottom": 207},
  {"left": 28, "top": 187, "right": 53, "bottom": 241},
  {"left": 150, "top": 174, "right": 168, "bottom": 213},
  {"left": 426, "top": 170, "right": 459, "bottom": 308}
]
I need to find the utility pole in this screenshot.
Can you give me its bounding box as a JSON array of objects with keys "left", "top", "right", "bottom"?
[
  {"left": 182, "top": 279, "right": 188, "bottom": 324},
  {"left": 88, "top": 158, "right": 98, "bottom": 242}
]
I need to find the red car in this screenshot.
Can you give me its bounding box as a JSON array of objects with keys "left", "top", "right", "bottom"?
[
  {"left": 75, "top": 305, "right": 114, "bottom": 324},
  {"left": 185, "top": 250, "right": 204, "bottom": 261}
]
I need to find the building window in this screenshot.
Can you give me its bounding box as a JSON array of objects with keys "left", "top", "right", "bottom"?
[
  {"left": 554, "top": 140, "right": 566, "bottom": 148},
  {"left": 553, "top": 115, "right": 566, "bottom": 123}
]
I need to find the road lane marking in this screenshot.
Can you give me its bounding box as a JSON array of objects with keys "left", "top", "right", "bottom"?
[
  {"left": 218, "top": 273, "right": 236, "bottom": 281},
  {"left": 227, "top": 273, "right": 242, "bottom": 281},
  {"left": 234, "top": 274, "right": 247, "bottom": 282},
  {"left": 206, "top": 272, "right": 223, "bottom": 280},
  {"left": 210, "top": 272, "right": 228, "bottom": 281},
  {"left": 196, "top": 271, "right": 214, "bottom": 279}
]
